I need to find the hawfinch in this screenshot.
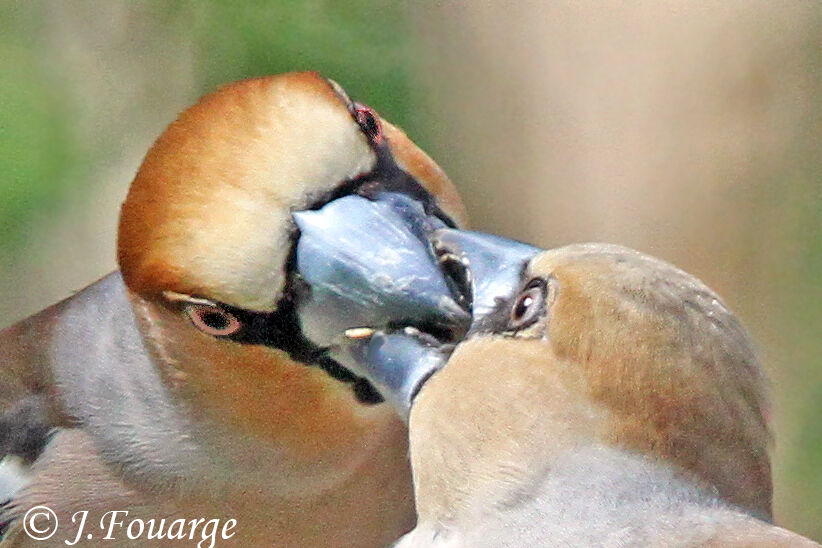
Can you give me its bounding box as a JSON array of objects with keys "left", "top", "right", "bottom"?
[
  {"left": 0, "top": 72, "right": 471, "bottom": 546},
  {"left": 346, "top": 235, "right": 819, "bottom": 546}
]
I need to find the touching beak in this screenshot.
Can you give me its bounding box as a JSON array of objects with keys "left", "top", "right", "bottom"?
[
  {"left": 294, "top": 191, "right": 471, "bottom": 349},
  {"left": 295, "top": 194, "right": 541, "bottom": 418},
  {"left": 430, "top": 228, "right": 542, "bottom": 321}
]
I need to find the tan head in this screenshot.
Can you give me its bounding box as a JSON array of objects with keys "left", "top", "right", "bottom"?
[
  {"left": 408, "top": 243, "right": 771, "bottom": 521},
  {"left": 115, "top": 72, "right": 467, "bottom": 492}
]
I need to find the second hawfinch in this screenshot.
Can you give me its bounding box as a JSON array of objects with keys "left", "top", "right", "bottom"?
[{"left": 344, "top": 235, "right": 818, "bottom": 546}]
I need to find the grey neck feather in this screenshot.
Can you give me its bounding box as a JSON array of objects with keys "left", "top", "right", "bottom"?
[{"left": 49, "top": 272, "right": 213, "bottom": 492}]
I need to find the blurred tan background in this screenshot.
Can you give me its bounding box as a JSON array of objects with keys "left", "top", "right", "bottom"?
[{"left": 1, "top": 1, "right": 820, "bottom": 539}]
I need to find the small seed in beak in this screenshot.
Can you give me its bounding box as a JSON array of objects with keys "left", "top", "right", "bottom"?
[{"left": 345, "top": 327, "right": 376, "bottom": 340}]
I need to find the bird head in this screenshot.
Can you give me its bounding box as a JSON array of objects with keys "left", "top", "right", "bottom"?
[
  {"left": 350, "top": 237, "right": 772, "bottom": 522},
  {"left": 116, "top": 72, "right": 469, "bottom": 491}
]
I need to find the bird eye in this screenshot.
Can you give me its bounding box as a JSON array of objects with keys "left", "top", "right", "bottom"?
[
  {"left": 510, "top": 282, "right": 545, "bottom": 330},
  {"left": 354, "top": 103, "right": 383, "bottom": 144},
  {"left": 185, "top": 304, "right": 242, "bottom": 337}
]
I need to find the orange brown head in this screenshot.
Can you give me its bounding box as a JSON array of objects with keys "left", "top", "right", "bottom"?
[{"left": 115, "top": 72, "right": 469, "bottom": 500}]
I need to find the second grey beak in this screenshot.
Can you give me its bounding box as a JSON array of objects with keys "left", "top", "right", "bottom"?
[{"left": 431, "top": 228, "right": 542, "bottom": 323}]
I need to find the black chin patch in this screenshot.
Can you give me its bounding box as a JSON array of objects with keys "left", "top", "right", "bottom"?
[{"left": 219, "top": 270, "right": 385, "bottom": 405}]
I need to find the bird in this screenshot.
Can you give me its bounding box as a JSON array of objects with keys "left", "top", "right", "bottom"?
[
  {"left": 344, "top": 235, "right": 820, "bottom": 546},
  {"left": 0, "top": 71, "right": 471, "bottom": 547}
]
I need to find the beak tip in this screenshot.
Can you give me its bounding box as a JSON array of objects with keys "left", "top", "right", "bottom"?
[{"left": 343, "top": 329, "right": 449, "bottom": 420}]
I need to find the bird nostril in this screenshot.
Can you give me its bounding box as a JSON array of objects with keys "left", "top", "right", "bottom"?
[{"left": 353, "top": 103, "right": 383, "bottom": 144}]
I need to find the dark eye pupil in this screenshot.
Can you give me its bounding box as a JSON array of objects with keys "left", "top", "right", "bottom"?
[
  {"left": 201, "top": 311, "right": 229, "bottom": 330},
  {"left": 514, "top": 295, "right": 533, "bottom": 319}
]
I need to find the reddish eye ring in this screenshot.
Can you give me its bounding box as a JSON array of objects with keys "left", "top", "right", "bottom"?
[
  {"left": 354, "top": 103, "right": 383, "bottom": 144},
  {"left": 186, "top": 304, "right": 242, "bottom": 337}
]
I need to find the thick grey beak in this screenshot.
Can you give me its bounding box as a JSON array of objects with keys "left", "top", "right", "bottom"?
[
  {"left": 293, "top": 191, "right": 541, "bottom": 418},
  {"left": 294, "top": 192, "right": 470, "bottom": 351},
  {"left": 297, "top": 194, "right": 542, "bottom": 417}
]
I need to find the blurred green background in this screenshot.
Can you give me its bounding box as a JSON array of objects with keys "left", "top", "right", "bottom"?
[{"left": 1, "top": 0, "right": 819, "bottom": 539}]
